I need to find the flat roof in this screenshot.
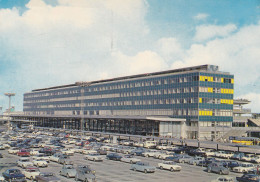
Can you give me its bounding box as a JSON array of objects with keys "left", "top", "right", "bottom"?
[{"left": 30, "top": 64, "right": 228, "bottom": 92}]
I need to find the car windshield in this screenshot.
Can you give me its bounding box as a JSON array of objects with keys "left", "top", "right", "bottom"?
[
  {"left": 9, "top": 169, "right": 20, "bottom": 174},
  {"left": 42, "top": 173, "right": 54, "bottom": 177},
  {"left": 22, "top": 159, "right": 30, "bottom": 162}
]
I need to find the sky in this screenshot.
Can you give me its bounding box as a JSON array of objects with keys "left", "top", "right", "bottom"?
[{"left": 0, "top": 0, "right": 260, "bottom": 113}]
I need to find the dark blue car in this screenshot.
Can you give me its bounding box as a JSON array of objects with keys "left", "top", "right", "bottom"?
[
  {"left": 2, "top": 169, "right": 26, "bottom": 182},
  {"left": 106, "top": 153, "right": 122, "bottom": 161},
  {"left": 236, "top": 174, "right": 260, "bottom": 182}
]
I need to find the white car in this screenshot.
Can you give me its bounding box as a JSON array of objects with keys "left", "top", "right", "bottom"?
[
  {"left": 121, "top": 155, "right": 141, "bottom": 164},
  {"left": 23, "top": 167, "right": 40, "bottom": 180},
  {"left": 103, "top": 139, "right": 111, "bottom": 143},
  {"left": 211, "top": 176, "right": 235, "bottom": 182},
  {"left": 232, "top": 163, "right": 255, "bottom": 173},
  {"left": 158, "top": 161, "right": 182, "bottom": 172},
  {"left": 3, "top": 143, "right": 11, "bottom": 148},
  {"left": 82, "top": 149, "right": 97, "bottom": 155},
  {"left": 85, "top": 153, "right": 104, "bottom": 162},
  {"left": 133, "top": 142, "right": 144, "bottom": 147},
  {"left": 32, "top": 159, "right": 48, "bottom": 167},
  {"left": 33, "top": 154, "right": 50, "bottom": 163},
  {"left": 30, "top": 149, "right": 40, "bottom": 156},
  {"left": 143, "top": 150, "right": 158, "bottom": 157},
  {"left": 8, "top": 147, "right": 20, "bottom": 154},
  {"left": 0, "top": 175, "right": 4, "bottom": 181},
  {"left": 251, "top": 155, "right": 260, "bottom": 163},
  {"left": 241, "top": 154, "right": 256, "bottom": 162},
  {"left": 49, "top": 153, "right": 63, "bottom": 162},
  {"left": 0, "top": 144, "right": 5, "bottom": 150},
  {"left": 61, "top": 149, "right": 74, "bottom": 156},
  {"left": 17, "top": 158, "right": 33, "bottom": 168},
  {"left": 205, "top": 149, "right": 216, "bottom": 157}
]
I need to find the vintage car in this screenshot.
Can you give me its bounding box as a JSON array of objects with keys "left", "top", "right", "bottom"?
[
  {"left": 211, "top": 176, "right": 235, "bottom": 182},
  {"left": 33, "top": 154, "right": 50, "bottom": 163},
  {"left": 30, "top": 149, "right": 40, "bottom": 156},
  {"left": 58, "top": 155, "right": 73, "bottom": 165},
  {"left": 35, "top": 172, "right": 61, "bottom": 182},
  {"left": 120, "top": 155, "right": 141, "bottom": 164},
  {"left": 232, "top": 163, "right": 255, "bottom": 173},
  {"left": 32, "top": 159, "right": 48, "bottom": 167},
  {"left": 236, "top": 174, "right": 260, "bottom": 182},
  {"left": 82, "top": 149, "right": 98, "bottom": 155},
  {"left": 158, "top": 161, "right": 182, "bottom": 172},
  {"left": 131, "top": 162, "right": 156, "bottom": 173},
  {"left": 61, "top": 148, "right": 74, "bottom": 156},
  {"left": 59, "top": 165, "right": 77, "bottom": 178},
  {"left": 142, "top": 150, "right": 158, "bottom": 158},
  {"left": 85, "top": 153, "right": 104, "bottom": 162},
  {"left": 2, "top": 168, "right": 26, "bottom": 182},
  {"left": 75, "top": 165, "right": 96, "bottom": 182},
  {"left": 17, "top": 157, "right": 33, "bottom": 168},
  {"left": 49, "top": 153, "right": 64, "bottom": 162},
  {"left": 8, "top": 147, "right": 20, "bottom": 154},
  {"left": 23, "top": 167, "right": 40, "bottom": 180},
  {"left": 241, "top": 154, "right": 257, "bottom": 162},
  {"left": 17, "top": 149, "right": 30, "bottom": 157},
  {"left": 207, "top": 162, "right": 230, "bottom": 175},
  {"left": 188, "top": 156, "right": 205, "bottom": 166},
  {"left": 106, "top": 153, "right": 122, "bottom": 161}
]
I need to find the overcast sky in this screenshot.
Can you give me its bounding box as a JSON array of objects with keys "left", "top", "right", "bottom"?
[{"left": 0, "top": 0, "right": 260, "bottom": 112}]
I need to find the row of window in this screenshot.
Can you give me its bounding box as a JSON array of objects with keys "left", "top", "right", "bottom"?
[
  {"left": 24, "top": 86, "right": 233, "bottom": 104},
  {"left": 24, "top": 74, "right": 233, "bottom": 99},
  {"left": 199, "top": 87, "right": 233, "bottom": 94},
  {"left": 199, "top": 98, "right": 233, "bottom": 105}
]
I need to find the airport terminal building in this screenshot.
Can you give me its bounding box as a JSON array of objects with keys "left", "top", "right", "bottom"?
[{"left": 18, "top": 65, "right": 234, "bottom": 139}]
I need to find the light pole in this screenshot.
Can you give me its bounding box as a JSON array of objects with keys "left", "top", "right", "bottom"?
[
  {"left": 75, "top": 82, "right": 90, "bottom": 138},
  {"left": 4, "top": 93, "right": 15, "bottom": 132}
]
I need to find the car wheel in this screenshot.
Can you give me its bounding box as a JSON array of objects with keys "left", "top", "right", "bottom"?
[
  {"left": 133, "top": 168, "right": 136, "bottom": 171},
  {"left": 207, "top": 168, "right": 211, "bottom": 173},
  {"left": 37, "top": 164, "right": 40, "bottom": 167},
  {"left": 181, "top": 160, "right": 185, "bottom": 164},
  {"left": 93, "top": 158, "right": 96, "bottom": 162},
  {"left": 160, "top": 166, "right": 163, "bottom": 170},
  {"left": 130, "top": 160, "right": 133, "bottom": 164},
  {"left": 219, "top": 170, "right": 223, "bottom": 175},
  {"left": 170, "top": 167, "right": 174, "bottom": 172},
  {"left": 144, "top": 169, "right": 147, "bottom": 174},
  {"left": 193, "top": 162, "right": 196, "bottom": 166},
  {"left": 67, "top": 173, "right": 70, "bottom": 178},
  {"left": 30, "top": 176, "right": 33, "bottom": 180},
  {"left": 146, "top": 154, "right": 149, "bottom": 157},
  {"left": 22, "top": 165, "right": 25, "bottom": 168}
]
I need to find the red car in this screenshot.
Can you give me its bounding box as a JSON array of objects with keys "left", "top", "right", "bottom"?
[{"left": 17, "top": 149, "right": 30, "bottom": 157}]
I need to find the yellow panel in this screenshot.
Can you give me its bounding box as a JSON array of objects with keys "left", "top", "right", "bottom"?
[
  {"left": 202, "top": 111, "right": 205, "bottom": 115},
  {"left": 231, "top": 89, "right": 234, "bottom": 94},
  {"left": 221, "top": 78, "right": 224, "bottom": 83},
  {"left": 231, "top": 78, "right": 234, "bottom": 84},
  {"left": 231, "top": 100, "right": 233, "bottom": 104},
  {"left": 208, "top": 87, "right": 213, "bottom": 93},
  {"left": 221, "top": 89, "right": 224, "bottom": 93},
  {"left": 199, "top": 98, "right": 202, "bottom": 103},
  {"left": 199, "top": 111, "right": 202, "bottom": 115},
  {"left": 200, "top": 76, "right": 203, "bottom": 81},
  {"left": 209, "top": 111, "right": 213, "bottom": 116}
]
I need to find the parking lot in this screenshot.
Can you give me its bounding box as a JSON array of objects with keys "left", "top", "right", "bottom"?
[{"left": 0, "top": 129, "right": 250, "bottom": 182}]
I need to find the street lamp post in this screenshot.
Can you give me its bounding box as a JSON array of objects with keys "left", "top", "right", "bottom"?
[{"left": 4, "top": 93, "right": 15, "bottom": 132}]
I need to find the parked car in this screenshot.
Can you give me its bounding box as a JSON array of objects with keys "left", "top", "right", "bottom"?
[
  {"left": 32, "top": 159, "right": 48, "bottom": 167},
  {"left": 61, "top": 148, "right": 74, "bottom": 156},
  {"left": 231, "top": 152, "right": 245, "bottom": 160},
  {"left": 33, "top": 154, "right": 50, "bottom": 163},
  {"left": 2, "top": 168, "right": 26, "bottom": 182},
  {"left": 131, "top": 162, "right": 156, "bottom": 173},
  {"left": 17, "top": 157, "right": 33, "bottom": 168},
  {"left": 188, "top": 156, "right": 205, "bottom": 166},
  {"left": 158, "top": 161, "right": 181, "bottom": 172},
  {"left": 75, "top": 165, "right": 96, "bottom": 182},
  {"left": 85, "top": 153, "right": 104, "bottom": 162},
  {"left": 121, "top": 155, "right": 141, "bottom": 164},
  {"left": 8, "top": 147, "right": 20, "bottom": 154},
  {"left": 23, "top": 167, "right": 40, "bottom": 180},
  {"left": 233, "top": 163, "right": 255, "bottom": 173},
  {"left": 59, "top": 164, "right": 76, "bottom": 178},
  {"left": 17, "top": 149, "right": 30, "bottom": 157},
  {"left": 236, "top": 174, "right": 260, "bottom": 182},
  {"left": 130, "top": 148, "right": 145, "bottom": 156},
  {"left": 50, "top": 153, "right": 64, "bottom": 162},
  {"left": 58, "top": 155, "right": 73, "bottom": 165},
  {"left": 106, "top": 153, "right": 122, "bottom": 161},
  {"left": 241, "top": 154, "right": 256, "bottom": 162},
  {"left": 35, "top": 172, "right": 61, "bottom": 182},
  {"left": 207, "top": 162, "right": 230, "bottom": 175},
  {"left": 211, "top": 176, "right": 235, "bottom": 182}
]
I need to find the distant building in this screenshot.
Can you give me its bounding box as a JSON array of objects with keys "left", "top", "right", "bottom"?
[{"left": 17, "top": 65, "right": 234, "bottom": 139}]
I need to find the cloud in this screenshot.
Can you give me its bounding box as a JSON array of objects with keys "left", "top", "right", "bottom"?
[
  {"left": 194, "top": 24, "right": 237, "bottom": 42},
  {"left": 157, "top": 37, "right": 184, "bottom": 62},
  {"left": 0, "top": 0, "right": 152, "bottom": 110},
  {"left": 193, "top": 13, "right": 209, "bottom": 21},
  {"left": 237, "top": 93, "right": 260, "bottom": 113},
  {"left": 171, "top": 22, "right": 260, "bottom": 90}
]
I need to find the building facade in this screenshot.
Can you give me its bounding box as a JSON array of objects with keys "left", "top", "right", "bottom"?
[{"left": 22, "top": 65, "right": 234, "bottom": 139}]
